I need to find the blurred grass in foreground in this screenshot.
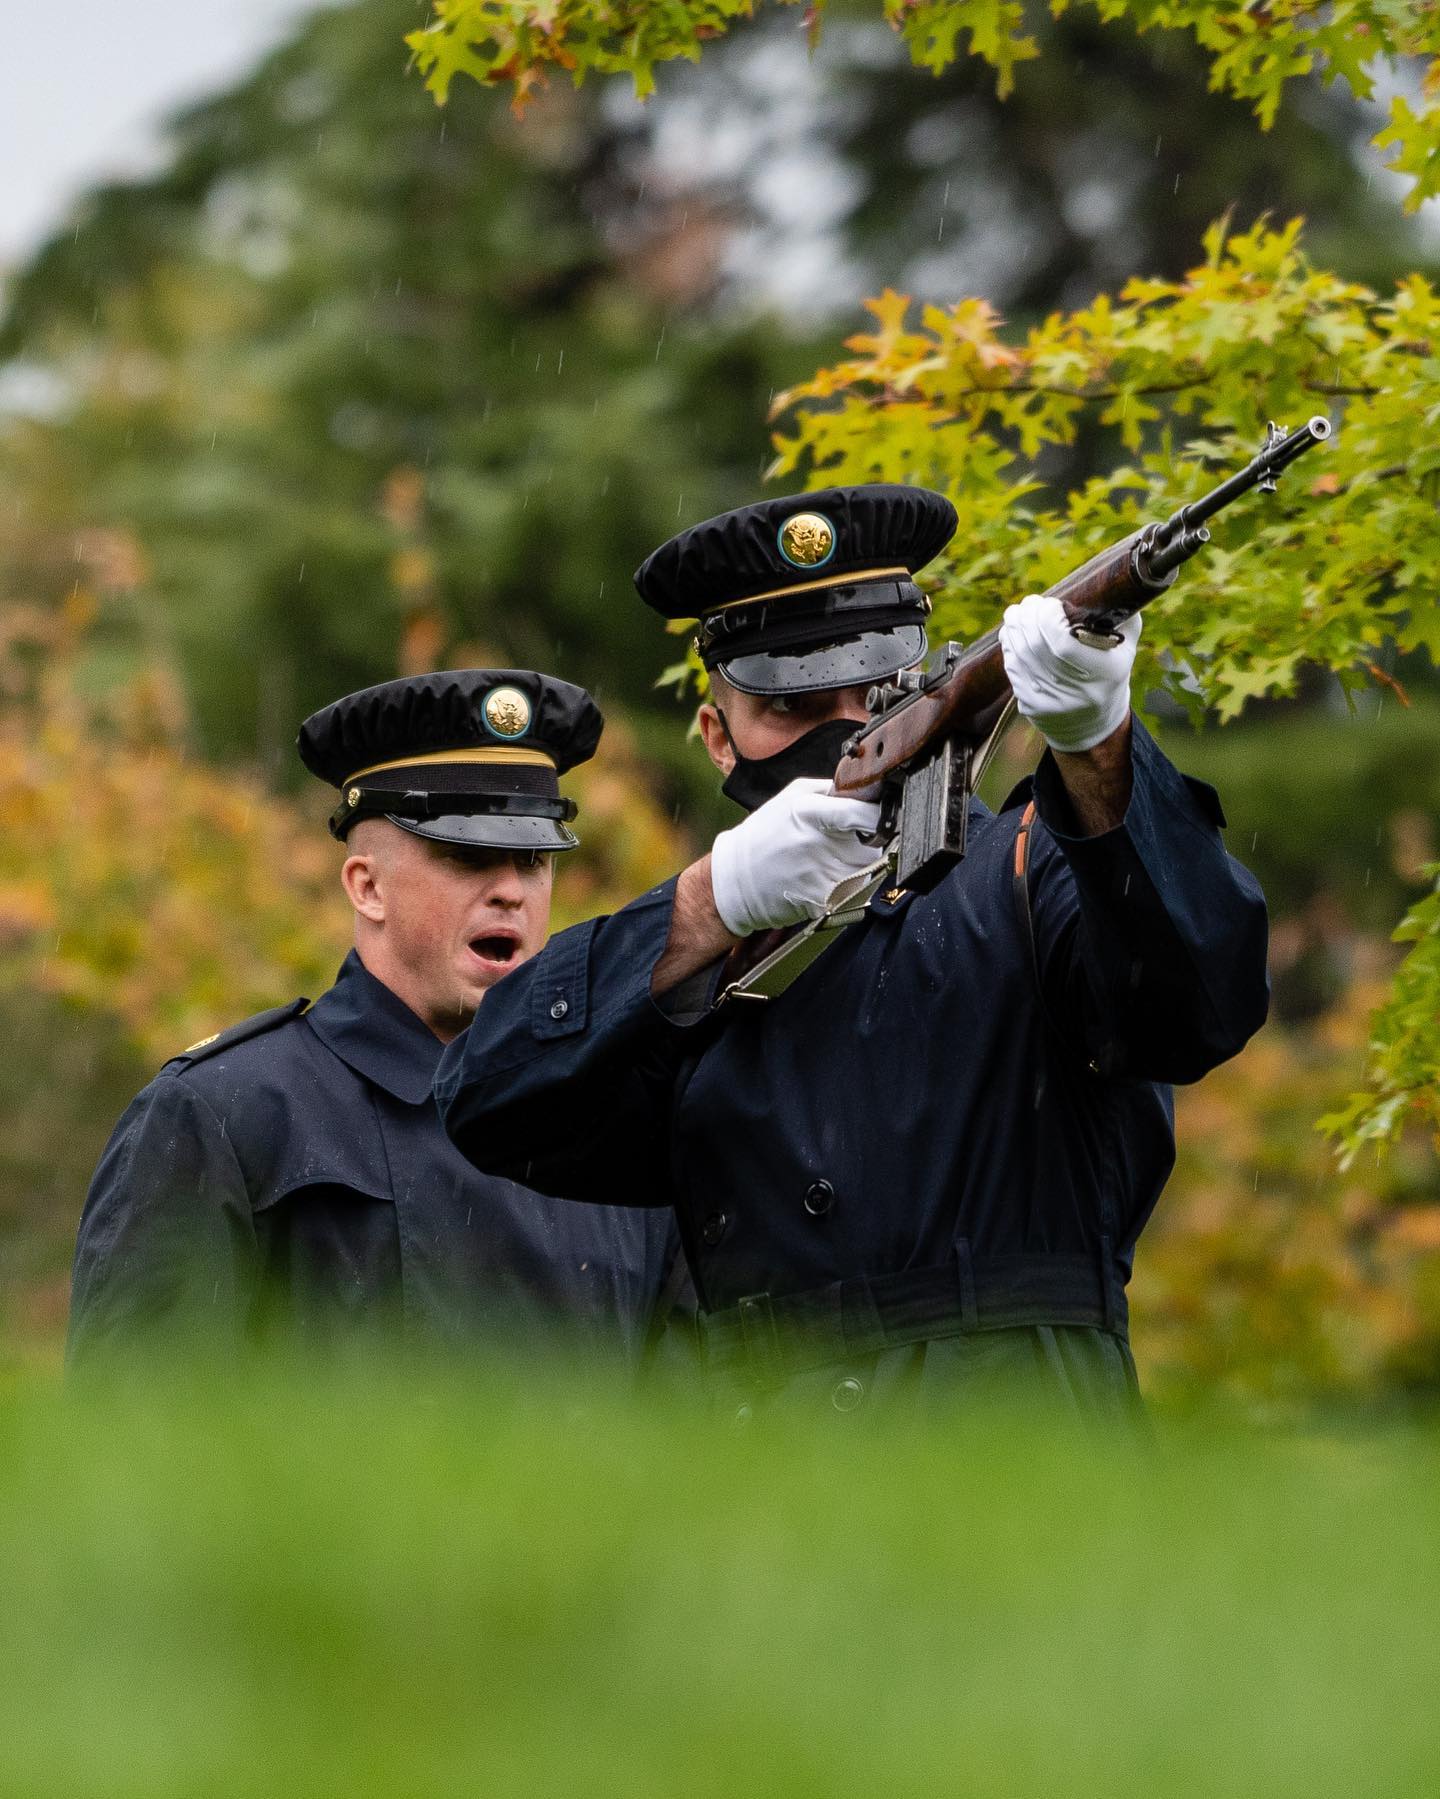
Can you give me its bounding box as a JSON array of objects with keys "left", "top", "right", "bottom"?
[{"left": 1, "top": 1366, "right": 1436, "bottom": 1798}]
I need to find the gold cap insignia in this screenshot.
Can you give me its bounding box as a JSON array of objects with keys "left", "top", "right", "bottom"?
[
  {"left": 483, "top": 685, "right": 532, "bottom": 739},
  {"left": 347, "top": 787, "right": 361, "bottom": 807},
  {"left": 778, "top": 511, "right": 836, "bottom": 569}
]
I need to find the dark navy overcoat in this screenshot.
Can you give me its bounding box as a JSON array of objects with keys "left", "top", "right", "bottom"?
[
  {"left": 435, "top": 724, "right": 1269, "bottom": 1420},
  {"left": 69, "top": 951, "right": 679, "bottom": 1370}
]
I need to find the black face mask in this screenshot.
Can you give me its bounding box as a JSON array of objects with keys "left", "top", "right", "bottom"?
[{"left": 718, "top": 714, "right": 861, "bottom": 812}]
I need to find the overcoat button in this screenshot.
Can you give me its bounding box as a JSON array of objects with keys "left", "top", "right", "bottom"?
[
  {"left": 550, "top": 997, "right": 569, "bottom": 1020},
  {"left": 702, "top": 1212, "right": 728, "bottom": 1245},
  {"left": 831, "top": 1377, "right": 864, "bottom": 1412},
  {"left": 804, "top": 1180, "right": 834, "bottom": 1216}
]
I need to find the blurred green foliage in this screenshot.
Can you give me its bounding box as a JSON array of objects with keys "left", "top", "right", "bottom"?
[
  {"left": 0, "top": 1, "right": 820, "bottom": 773},
  {"left": 1, "top": 1375, "right": 1439, "bottom": 1796},
  {"left": 1154, "top": 698, "right": 1440, "bottom": 936}
]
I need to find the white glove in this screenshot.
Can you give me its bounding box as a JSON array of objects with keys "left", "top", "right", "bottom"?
[
  {"left": 710, "top": 777, "right": 884, "bottom": 937},
  {"left": 999, "top": 592, "right": 1141, "bottom": 753}
]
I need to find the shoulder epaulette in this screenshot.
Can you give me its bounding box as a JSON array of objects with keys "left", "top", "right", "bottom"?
[{"left": 171, "top": 998, "right": 312, "bottom": 1067}]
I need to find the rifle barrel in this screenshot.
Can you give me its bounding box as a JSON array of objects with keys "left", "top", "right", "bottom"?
[{"left": 1152, "top": 416, "right": 1332, "bottom": 556}]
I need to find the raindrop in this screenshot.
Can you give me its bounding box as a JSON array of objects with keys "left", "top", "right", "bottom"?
[
  {"left": 1251, "top": 830, "right": 1258, "bottom": 850},
  {"left": 654, "top": 326, "right": 666, "bottom": 361},
  {"left": 676, "top": 493, "right": 685, "bottom": 517},
  {"left": 936, "top": 215, "right": 945, "bottom": 244},
  {"left": 557, "top": 349, "right": 565, "bottom": 375},
  {"left": 598, "top": 582, "right": 605, "bottom": 600},
  {"left": 1173, "top": 173, "right": 1180, "bottom": 195},
  {"left": 1154, "top": 136, "right": 1162, "bottom": 157}
]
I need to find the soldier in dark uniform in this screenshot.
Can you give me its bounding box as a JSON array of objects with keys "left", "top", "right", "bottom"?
[
  {"left": 434, "top": 490, "right": 1270, "bottom": 1421},
  {"left": 69, "top": 668, "right": 679, "bottom": 1372}
]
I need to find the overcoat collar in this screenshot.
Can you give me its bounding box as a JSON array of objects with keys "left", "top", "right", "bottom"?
[{"left": 304, "top": 950, "right": 447, "bottom": 1105}]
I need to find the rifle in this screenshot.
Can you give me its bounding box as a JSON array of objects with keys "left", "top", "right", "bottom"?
[{"left": 719, "top": 416, "right": 1333, "bottom": 1004}]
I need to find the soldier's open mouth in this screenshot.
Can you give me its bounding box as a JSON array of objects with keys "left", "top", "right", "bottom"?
[{"left": 470, "top": 935, "right": 518, "bottom": 966}]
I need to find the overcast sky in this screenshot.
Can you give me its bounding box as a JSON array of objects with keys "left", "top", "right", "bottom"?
[{"left": 0, "top": 0, "right": 321, "bottom": 266}]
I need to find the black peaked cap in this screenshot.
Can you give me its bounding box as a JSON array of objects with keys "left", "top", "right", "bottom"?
[
  {"left": 297, "top": 669, "right": 603, "bottom": 849},
  {"left": 634, "top": 484, "right": 957, "bottom": 619}
]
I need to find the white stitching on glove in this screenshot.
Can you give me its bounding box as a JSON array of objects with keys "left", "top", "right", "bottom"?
[
  {"left": 710, "top": 777, "right": 884, "bottom": 937},
  {"left": 999, "top": 592, "right": 1141, "bottom": 754}
]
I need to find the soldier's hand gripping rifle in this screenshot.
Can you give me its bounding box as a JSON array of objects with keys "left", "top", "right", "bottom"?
[{"left": 720, "top": 415, "right": 1332, "bottom": 1004}]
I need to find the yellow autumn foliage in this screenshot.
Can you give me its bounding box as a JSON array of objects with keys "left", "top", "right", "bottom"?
[{"left": 0, "top": 592, "right": 691, "bottom": 1069}]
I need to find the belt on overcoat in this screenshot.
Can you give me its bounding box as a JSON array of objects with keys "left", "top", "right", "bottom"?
[{"left": 700, "top": 1241, "right": 1128, "bottom": 1383}]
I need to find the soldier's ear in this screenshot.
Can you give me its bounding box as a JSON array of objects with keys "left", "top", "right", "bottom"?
[
  {"left": 341, "top": 850, "right": 386, "bottom": 923},
  {"left": 697, "top": 702, "right": 736, "bottom": 775}
]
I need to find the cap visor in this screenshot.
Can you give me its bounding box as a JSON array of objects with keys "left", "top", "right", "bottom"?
[
  {"left": 717, "top": 624, "right": 928, "bottom": 697},
  {"left": 390, "top": 813, "right": 579, "bottom": 851}
]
